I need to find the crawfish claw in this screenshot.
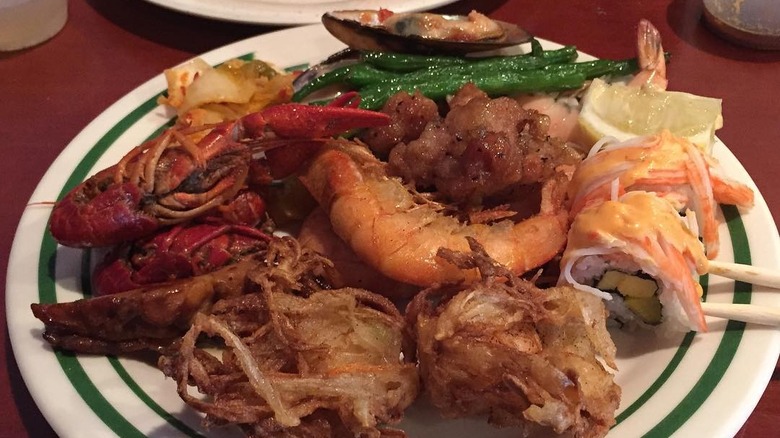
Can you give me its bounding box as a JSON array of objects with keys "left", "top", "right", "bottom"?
[
  {"left": 241, "top": 103, "right": 391, "bottom": 139},
  {"left": 50, "top": 174, "right": 159, "bottom": 248}
]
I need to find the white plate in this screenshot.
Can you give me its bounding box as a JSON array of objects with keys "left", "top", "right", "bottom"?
[
  {"left": 143, "top": 0, "right": 460, "bottom": 25},
  {"left": 7, "top": 24, "right": 780, "bottom": 438}
]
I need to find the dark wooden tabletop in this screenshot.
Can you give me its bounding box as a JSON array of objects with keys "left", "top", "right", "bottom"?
[{"left": 1, "top": 1, "right": 778, "bottom": 436}]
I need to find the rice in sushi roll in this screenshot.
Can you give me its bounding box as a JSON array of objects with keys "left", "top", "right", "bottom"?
[{"left": 559, "top": 190, "right": 709, "bottom": 334}]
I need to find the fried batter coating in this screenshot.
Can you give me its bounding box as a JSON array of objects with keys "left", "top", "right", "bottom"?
[
  {"left": 159, "top": 286, "right": 420, "bottom": 437},
  {"left": 358, "top": 90, "right": 441, "bottom": 158},
  {"left": 406, "top": 238, "right": 619, "bottom": 438},
  {"left": 298, "top": 207, "right": 421, "bottom": 301},
  {"left": 364, "top": 84, "right": 583, "bottom": 205}
]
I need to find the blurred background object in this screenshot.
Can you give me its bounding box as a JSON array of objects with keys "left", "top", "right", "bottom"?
[
  {"left": 0, "top": 0, "right": 67, "bottom": 51},
  {"left": 703, "top": 0, "right": 780, "bottom": 50}
]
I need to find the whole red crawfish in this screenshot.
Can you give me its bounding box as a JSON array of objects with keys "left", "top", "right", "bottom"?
[
  {"left": 92, "top": 218, "right": 272, "bottom": 295},
  {"left": 50, "top": 95, "right": 390, "bottom": 248}
]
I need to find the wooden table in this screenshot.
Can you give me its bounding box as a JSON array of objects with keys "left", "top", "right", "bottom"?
[{"left": 1, "top": 1, "right": 777, "bottom": 436}]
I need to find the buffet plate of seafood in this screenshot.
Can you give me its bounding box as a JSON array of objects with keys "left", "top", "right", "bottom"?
[{"left": 7, "top": 11, "right": 780, "bottom": 438}]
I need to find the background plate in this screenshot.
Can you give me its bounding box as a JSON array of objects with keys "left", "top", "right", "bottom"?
[
  {"left": 7, "top": 24, "right": 780, "bottom": 438},
  {"left": 143, "top": 0, "right": 461, "bottom": 25}
]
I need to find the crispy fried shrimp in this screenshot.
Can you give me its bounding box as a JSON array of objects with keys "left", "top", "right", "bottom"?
[
  {"left": 298, "top": 138, "right": 570, "bottom": 288},
  {"left": 298, "top": 207, "right": 420, "bottom": 301}
]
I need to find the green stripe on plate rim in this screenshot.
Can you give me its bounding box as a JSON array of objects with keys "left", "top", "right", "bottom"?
[
  {"left": 35, "top": 62, "right": 752, "bottom": 437},
  {"left": 38, "top": 92, "right": 203, "bottom": 437},
  {"left": 640, "top": 205, "right": 751, "bottom": 437},
  {"left": 612, "top": 205, "right": 751, "bottom": 435}
]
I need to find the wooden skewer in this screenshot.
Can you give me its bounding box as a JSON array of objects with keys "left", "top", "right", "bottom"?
[
  {"left": 701, "top": 302, "right": 780, "bottom": 326},
  {"left": 702, "top": 261, "right": 780, "bottom": 326},
  {"left": 707, "top": 260, "right": 780, "bottom": 290}
]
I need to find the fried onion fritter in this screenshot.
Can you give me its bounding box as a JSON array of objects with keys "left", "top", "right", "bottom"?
[
  {"left": 406, "top": 238, "right": 619, "bottom": 438},
  {"left": 159, "top": 287, "right": 420, "bottom": 437}
]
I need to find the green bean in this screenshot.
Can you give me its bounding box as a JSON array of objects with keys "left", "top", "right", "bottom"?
[
  {"left": 360, "top": 51, "right": 469, "bottom": 72},
  {"left": 358, "top": 70, "right": 587, "bottom": 110},
  {"left": 293, "top": 45, "right": 582, "bottom": 102},
  {"left": 293, "top": 44, "right": 648, "bottom": 107},
  {"left": 355, "top": 57, "right": 638, "bottom": 107},
  {"left": 347, "top": 64, "right": 404, "bottom": 87},
  {"left": 293, "top": 63, "right": 414, "bottom": 101},
  {"left": 359, "top": 37, "right": 550, "bottom": 72},
  {"left": 346, "top": 46, "right": 579, "bottom": 92},
  {"left": 370, "top": 46, "right": 577, "bottom": 87},
  {"left": 361, "top": 43, "right": 578, "bottom": 72},
  {"left": 430, "top": 46, "right": 576, "bottom": 74},
  {"left": 542, "top": 58, "right": 639, "bottom": 79},
  {"left": 361, "top": 45, "right": 577, "bottom": 73}
]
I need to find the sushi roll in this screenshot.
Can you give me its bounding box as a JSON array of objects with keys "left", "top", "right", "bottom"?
[
  {"left": 559, "top": 191, "right": 709, "bottom": 334},
  {"left": 567, "top": 130, "right": 753, "bottom": 259}
]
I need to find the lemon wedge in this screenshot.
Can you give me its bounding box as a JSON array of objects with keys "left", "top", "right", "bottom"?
[{"left": 578, "top": 78, "right": 723, "bottom": 152}]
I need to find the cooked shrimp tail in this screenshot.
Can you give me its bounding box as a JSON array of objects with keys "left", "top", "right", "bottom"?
[{"left": 629, "top": 19, "right": 668, "bottom": 89}]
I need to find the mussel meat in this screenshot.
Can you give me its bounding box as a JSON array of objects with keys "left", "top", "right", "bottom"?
[{"left": 322, "top": 9, "right": 534, "bottom": 55}]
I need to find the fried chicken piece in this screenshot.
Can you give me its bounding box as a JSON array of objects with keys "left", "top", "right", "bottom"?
[
  {"left": 406, "top": 238, "right": 619, "bottom": 438},
  {"left": 358, "top": 90, "right": 441, "bottom": 158},
  {"left": 387, "top": 84, "right": 583, "bottom": 205},
  {"left": 159, "top": 287, "right": 420, "bottom": 437}
]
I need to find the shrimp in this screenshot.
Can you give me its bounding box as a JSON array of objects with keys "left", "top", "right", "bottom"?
[
  {"left": 568, "top": 130, "right": 754, "bottom": 259},
  {"left": 513, "top": 93, "right": 586, "bottom": 146},
  {"left": 628, "top": 19, "right": 668, "bottom": 89},
  {"left": 297, "top": 208, "right": 420, "bottom": 300},
  {"left": 515, "top": 19, "right": 668, "bottom": 145},
  {"left": 298, "top": 139, "right": 569, "bottom": 288}
]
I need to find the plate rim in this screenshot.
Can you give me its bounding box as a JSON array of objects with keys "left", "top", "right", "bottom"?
[{"left": 141, "top": 0, "right": 461, "bottom": 26}]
